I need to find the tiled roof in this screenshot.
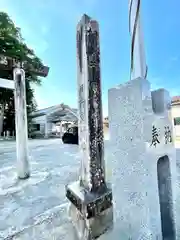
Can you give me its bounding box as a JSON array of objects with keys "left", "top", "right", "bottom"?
[
  {"left": 172, "top": 96, "right": 180, "bottom": 105},
  {"left": 30, "top": 104, "right": 77, "bottom": 119}
]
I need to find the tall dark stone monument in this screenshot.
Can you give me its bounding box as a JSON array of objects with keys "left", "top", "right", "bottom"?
[{"left": 65, "top": 14, "right": 113, "bottom": 239}]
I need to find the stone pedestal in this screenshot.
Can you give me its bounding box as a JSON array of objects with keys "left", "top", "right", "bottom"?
[
  {"left": 59, "top": 121, "right": 63, "bottom": 138},
  {"left": 45, "top": 117, "right": 52, "bottom": 138},
  {"left": 108, "top": 77, "right": 177, "bottom": 239},
  {"left": 66, "top": 182, "right": 113, "bottom": 239}
]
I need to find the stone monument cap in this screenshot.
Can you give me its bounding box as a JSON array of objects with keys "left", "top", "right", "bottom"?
[
  {"left": 151, "top": 88, "right": 171, "bottom": 114},
  {"left": 77, "top": 14, "right": 91, "bottom": 29}
]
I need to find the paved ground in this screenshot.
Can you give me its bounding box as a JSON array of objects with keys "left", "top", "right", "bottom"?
[
  {"left": 0, "top": 139, "right": 180, "bottom": 239},
  {"left": 0, "top": 139, "right": 113, "bottom": 240}
]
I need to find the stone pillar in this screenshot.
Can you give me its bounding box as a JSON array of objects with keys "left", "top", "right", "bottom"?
[
  {"left": 6, "top": 130, "right": 10, "bottom": 139},
  {"left": 13, "top": 68, "right": 30, "bottom": 179},
  {"left": 45, "top": 117, "right": 48, "bottom": 138},
  {"left": 129, "top": 0, "right": 147, "bottom": 79},
  {"left": 45, "top": 116, "right": 52, "bottom": 138},
  {"left": 59, "top": 121, "right": 63, "bottom": 137},
  {"left": 66, "top": 14, "right": 113, "bottom": 239},
  {"left": 108, "top": 77, "right": 177, "bottom": 239}
]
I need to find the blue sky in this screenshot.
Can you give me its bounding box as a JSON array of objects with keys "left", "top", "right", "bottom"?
[{"left": 1, "top": 0, "right": 180, "bottom": 116}]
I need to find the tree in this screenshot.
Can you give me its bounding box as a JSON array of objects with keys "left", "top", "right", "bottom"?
[{"left": 0, "top": 12, "right": 44, "bottom": 136}]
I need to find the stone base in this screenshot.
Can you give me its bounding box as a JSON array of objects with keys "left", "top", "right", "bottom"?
[
  {"left": 68, "top": 202, "right": 113, "bottom": 240},
  {"left": 66, "top": 181, "right": 113, "bottom": 239}
]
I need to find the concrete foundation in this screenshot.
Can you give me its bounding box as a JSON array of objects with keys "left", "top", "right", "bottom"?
[{"left": 66, "top": 181, "right": 113, "bottom": 239}]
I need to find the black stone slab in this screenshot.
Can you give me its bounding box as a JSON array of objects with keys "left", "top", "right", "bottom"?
[
  {"left": 77, "top": 14, "right": 106, "bottom": 193},
  {"left": 66, "top": 181, "right": 112, "bottom": 219}
]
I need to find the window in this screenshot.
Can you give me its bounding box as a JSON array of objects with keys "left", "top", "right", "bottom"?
[
  {"left": 174, "top": 117, "right": 180, "bottom": 126},
  {"left": 32, "top": 124, "right": 40, "bottom": 131}
]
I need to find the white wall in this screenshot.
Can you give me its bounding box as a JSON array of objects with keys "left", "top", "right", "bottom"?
[
  {"left": 32, "top": 115, "right": 46, "bottom": 135},
  {"left": 31, "top": 116, "right": 75, "bottom": 137}
]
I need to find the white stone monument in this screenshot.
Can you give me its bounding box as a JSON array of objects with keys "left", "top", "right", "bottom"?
[
  {"left": 129, "top": 0, "right": 148, "bottom": 80},
  {"left": 0, "top": 68, "right": 29, "bottom": 179},
  {"left": 109, "top": 79, "right": 177, "bottom": 239},
  {"left": 0, "top": 56, "right": 49, "bottom": 179},
  {"left": 108, "top": 0, "right": 177, "bottom": 239},
  {"left": 13, "top": 68, "right": 30, "bottom": 179}
]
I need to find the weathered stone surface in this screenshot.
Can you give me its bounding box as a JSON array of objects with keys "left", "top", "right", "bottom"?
[
  {"left": 108, "top": 77, "right": 177, "bottom": 239},
  {"left": 13, "top": 68, "right": 30, "bottom": 179},
  {"left": 66, "top": 181, "right": 112, "bottom": 219},
  {"left": 66, "top": 14, "right": 113, "bottom": 239},
  {"left": 76, "top": 14, "right": 106, "bottom": 191},
  {"left": 68, "top": 202, "right": 113, "bottom": 240}
]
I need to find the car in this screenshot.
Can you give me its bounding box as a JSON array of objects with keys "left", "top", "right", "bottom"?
[{"left": 62, "top": 126, "right": 78, "bottom": 144}]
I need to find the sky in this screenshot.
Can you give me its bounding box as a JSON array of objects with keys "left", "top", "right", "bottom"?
[{"left": 1, "top": 0, "right": 180, "bottom": 117}]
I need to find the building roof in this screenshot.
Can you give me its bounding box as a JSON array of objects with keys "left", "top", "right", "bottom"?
[
  {"left": 172, "top": 96, "right": 180, "bottom": 106},
  {"left": 31, "top": 104, "right": 78, "bottom": 122},
  {"left": 30, "top": 104, "right": 62, "bottom": 117}
]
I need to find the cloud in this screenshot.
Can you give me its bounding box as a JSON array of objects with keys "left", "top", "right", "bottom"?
[
  {"left": 0, "top": 0, "right": 99, "bottom": 39},
  {"left": 170, "top": 56, "right": 178, "bottom": 62},
  {"left": 149, "top": 76, "right": 163, "bottom": 90},
  {"left": 41, "top": 25, "right": 49, "bottom": 35},
  {"left": 81, "top": 0, "right": 97, "bottom": 9},
  {"left": 35, "top": 96, "right": 49, "bottom": 109},
  {"left": 151, "top": 83, "right": 163, "bottom": 91},
  {"left": 29, "top": 0, "right": 98, "bottom": 24},
  {"left": 33, "top": 85, "right": 50, "bottom": 109},
  {"left": 27, "top": 39, "right": 49, "bottom": 55}
]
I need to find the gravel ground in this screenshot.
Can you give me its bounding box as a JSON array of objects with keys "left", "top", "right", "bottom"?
[
  {"left": 0, "top": 138, "right": 180, "bottom": 239},
  {"left": 0, "top": 139, "right": 113, "bottom": 239}
]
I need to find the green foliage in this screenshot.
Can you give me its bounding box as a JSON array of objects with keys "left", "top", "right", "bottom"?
[{"left": 0, "top": 11, "right": 44, "bottom": 134}]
